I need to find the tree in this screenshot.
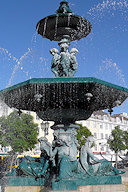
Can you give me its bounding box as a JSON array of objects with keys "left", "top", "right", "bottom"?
[
  {"left": 0, "top": 111, "right": 39, "bottom": 171},
  {"left": 107, "top": 126, "right": 126, "bottom": 168},
  {"left": 123, "top": 131, "right": 128, "bottom": 150},
  {"left": 76, "top": 123, "right": 93, "bottom": 148}
]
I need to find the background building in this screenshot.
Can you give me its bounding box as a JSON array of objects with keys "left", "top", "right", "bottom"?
[{"left": 77, "top": 111, "right": 128, "bottom": 161}]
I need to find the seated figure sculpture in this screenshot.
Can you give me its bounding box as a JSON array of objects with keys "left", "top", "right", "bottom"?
[
  {"left": 79, "top": 136, "right": 125, "bottom": 176},
  {"left": 50, "top": 129, "right": 79, "bottom": 180},
  {"left": 11, "top": 137, "right": 52, "bottom": 179}
]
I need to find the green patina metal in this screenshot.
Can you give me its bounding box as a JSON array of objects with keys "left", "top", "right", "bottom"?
[
  {"left": 36, "top": 0, "right": 91, "bottom": 42},
  {"left": 0, "top": 77, "right": 128, "bottom": 123},
  {"left": 2, "top": 176, "right": 42, "bottom": 186},
  {"left": 52, "top": 176, "right": 122, "bottom": 191},
  {"left": 1, "top": 77, "right": 128, "bottom": 93},
  {"left": 0, "top": 0, "right": 127, "bottom": 191},
  {"left": 56, "top": 0, "right": 73, "bottom": 14},
  {"left": 4, "top": 175, "right": 121, "bottom": 187}
]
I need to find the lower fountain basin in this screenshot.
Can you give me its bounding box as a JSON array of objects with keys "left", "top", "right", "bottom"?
[{"left": 0, "top": 77, "right": 128, "bottom": 123}]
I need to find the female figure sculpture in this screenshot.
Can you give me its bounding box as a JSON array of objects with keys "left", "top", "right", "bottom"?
[
  {"left": 15, "top": 137, "right": 52, "bottom": 178},
  {"left": 79, "top": 136, "right": 125, "bottom": 176},
  {"left": 50, "top": 129, "right": 79, "bottom": 180}
]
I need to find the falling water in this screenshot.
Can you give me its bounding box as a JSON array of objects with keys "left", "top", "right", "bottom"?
[
  {"left": 0, "top": 47, "right": 18, "bottom": 64},
  {"left": 54, "top": 15, "right": 59, "bottom": 40},
  {"left": 7, "top": 48, "right": 32, "bottom": 87},
  {"left": 68, "top": 14, "right": 71, "bottom": 26},
  {"left": 31, "top": 31, "right": 38, "bottom": 49},
  {"left": 88, "top": 0, "right": 128, "bottom": 23},
  {"left": 77, "top": 0, "right": 128, "bottom": 89},
  {"left": 0, "top": 47, "right": 21, "bottom": 88},
  {"left": 94, "top": 58, "right": 127, "bottom": 88},
  {"left": 43, "top": 17, "right": 48, "bottom": 37},
  {"left": 36, "top": 23, "right": 40, "bottom": 33}
]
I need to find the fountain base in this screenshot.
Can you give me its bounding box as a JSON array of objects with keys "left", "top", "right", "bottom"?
[
  {"left": 0, "top": 121, "right": 126, "bottom": 191},
  {"left": 52, "top": 176, "right": 122, "bottom": 191},
  {"left": 2, "top": 176, "right": 125, "bottom": 192}
]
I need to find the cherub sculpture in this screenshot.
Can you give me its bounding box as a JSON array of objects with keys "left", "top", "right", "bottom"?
[
  {"left": 50, "top": 38, "right": 78, "bottom": 77},
  {"left": 70, "top": 48, "right": 78, "bottom": 77},
  {"left": 50, "top": 48, "right": 61, "bottom": 77}
]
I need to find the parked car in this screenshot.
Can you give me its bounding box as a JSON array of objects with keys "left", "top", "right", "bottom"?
[
  {"left": 122, "top": 160, "right": 128, "bottom": 167},
  {"left": 114, "top": 161, "right": 124, "bottom": 169}
]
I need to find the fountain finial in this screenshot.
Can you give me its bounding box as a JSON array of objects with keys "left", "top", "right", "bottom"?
[{"left": 56, "top": 0, "right": 73, "bottom": 14}]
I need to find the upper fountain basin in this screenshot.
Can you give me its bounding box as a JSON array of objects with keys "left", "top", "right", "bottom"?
[
  {"left": 0, "top": 77, "right": 128, "bottom": 123},
  {"left": 36, "top": 14, "right": 92, "bottom": 41}
]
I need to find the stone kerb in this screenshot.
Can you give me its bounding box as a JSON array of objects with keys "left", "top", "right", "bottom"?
[
  {"left": 122, "top": 176, "right": 128, "bottom": 185},
  {"left": 78, "top": 184, "right": 126, "bottom": 192},
  {"left": 4, "top": 186, "right": 42, "bottom": 192},
  {"left": 50, "top": 184, "right": 126, "bottom": 192},
  {"left": 4, "top": 184, "right": 126, "bottom": 192}
]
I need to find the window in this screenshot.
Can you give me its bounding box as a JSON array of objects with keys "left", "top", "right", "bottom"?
[
  {"left": 105, "top": 134, "right": 108, "bottom": 139},
  {"left": 94, "top": 144, "right": 97, "bottom": 151},
  {"left": 41, "top": 122, "right": 49, "bottom": 136},
  {"left": 100, "top": 124, "right": 103, "bottom": 129},
  {"left": 93, "top": 121, "right": 96, "bottom": 128},
  {"left": 101, "top": 145, "right": 104, "bottom": 151},
  {"left": 106, "top": 145, "right": 109, "bottom": 152},
  {"left": 109, "top": 124, "right": 112, "bottom": 130},
  {"left": 105, "top": 124, "right": 108, "bottom": 129},
  {"left": 94, "top": 132, "right": 97, "bottom": 139},
  {"left": 101, "top": 133, "right": 104, "bottom": 139}
]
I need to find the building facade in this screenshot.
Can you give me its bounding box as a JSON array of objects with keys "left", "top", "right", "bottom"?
[{"left": 77, "top": 111, "right": 128, "bottom": 161}]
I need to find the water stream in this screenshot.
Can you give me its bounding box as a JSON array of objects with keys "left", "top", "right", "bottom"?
[
  {"left": 7, "top": 48, "right": 32, "bottom": 87},
  {"left": 88, "top": 0, "right": 128, "bottom": 23},
  {"left": 43, "top": 17, "right": 48, "bottom": 37},
  {"left": 94, "top": 58, "right": 127, "bottom": 87},
  {"left": 54, "top": 15, "right": 59, "bottom": 40},
  {"left": 78, "top": 0, "right": 128, "bottom": 85}
]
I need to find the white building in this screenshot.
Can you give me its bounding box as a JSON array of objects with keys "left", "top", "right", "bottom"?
[{"left": 77, "top": 111, "right": 128, "bottom": 161}]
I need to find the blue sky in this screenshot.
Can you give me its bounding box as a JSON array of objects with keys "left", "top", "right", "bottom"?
[{"left": 0, "top": 0, "right": 128, "bottom": 114}]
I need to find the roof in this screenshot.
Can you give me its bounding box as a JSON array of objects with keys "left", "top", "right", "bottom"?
[{"left": 93, "top": 110, "right": 108, "bottom": 116}]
